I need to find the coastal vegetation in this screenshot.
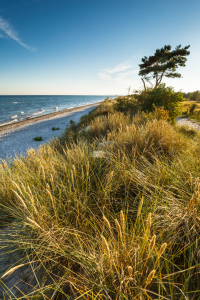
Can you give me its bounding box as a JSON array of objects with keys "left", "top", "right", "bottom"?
[
  {"left": 0, "top": 86, "right": 200, "bottom": 299},
  {"left": 181, "top": 99, "right": 200, "bottom": 121},
  {"left": 52, "top": 127, "right": 60, "bottom": 131},
  {"left": 138, "top": 44, "right": 190, "bottom": 89},
  {"left": 33, "top": 136, "right": 43, "bottom": 141}
]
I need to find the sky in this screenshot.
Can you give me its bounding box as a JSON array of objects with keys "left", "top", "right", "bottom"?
[{"left": 0, "top": 0, "right": 200, "bottom": 95}]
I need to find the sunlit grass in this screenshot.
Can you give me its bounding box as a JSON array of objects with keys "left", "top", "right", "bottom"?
[{"left": 0, "top": 101, "right": 200, "bottom": 299}]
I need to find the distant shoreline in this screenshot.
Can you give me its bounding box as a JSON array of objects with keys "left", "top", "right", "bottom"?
[
  {"left": 0, "top": 101, "right": 103, "bottom": 160},
  {"left": 0, "top": 101, "right": 103, "bottom": 132}
]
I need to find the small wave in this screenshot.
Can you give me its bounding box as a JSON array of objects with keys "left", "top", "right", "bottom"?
[
  {"left": 13, "top": 102, "right": 18, "bottom": 104},
  {"left": 0, "top": 119, "right": 18, "bottom": 126},
  {"left": 32, "top": 109, "right": 45, "bottom": 116},
  {"left": 10, "top": 114, "right": 18, "bottom": 119},
  {"left": 20, "top": 111, "right": 24, "bottom": 114}
]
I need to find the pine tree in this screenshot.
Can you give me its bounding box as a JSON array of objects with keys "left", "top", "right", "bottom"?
[{"left": 139, "top": 45, "right": 190, "bottom": 89}]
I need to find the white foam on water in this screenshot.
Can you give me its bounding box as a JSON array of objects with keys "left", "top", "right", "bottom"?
[
  {"left": 10, "top": 115, "right": 18, "bottom": 119},
  {"left": 32, "top": 109, "right": 45, "bottom": 116},
  {"left": 0, "top": 119, "right": 18, "bottom": 126}
]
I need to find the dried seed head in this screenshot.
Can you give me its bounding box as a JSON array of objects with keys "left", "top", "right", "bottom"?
[
  {"left": 108, "top": 171, "right": 114, "bottom": 182},
  {"left": 150, "top": 234, "right": 156, "bottom": 251},
  {"left": 27, "top": 217, "right": 42, "bottom": 230},
  {"left": 103, "top": 215, "right": 111, "bottom": 230},
  {"left": 190, "top": 173, "right": 193, "bottom": 187},
  {"left": 50, "top": 174, "right": 54, "bottom": 190},
  {"left": 86, "top": 161, "right": 89, "bottom": 177},
  {"left": 146, "top": 270, "right": 155, "bottom": 286},
  {"left": 120, "top": 210, "right": 125, "bottom": 233},
  {"left": 198, "top": 183, "right": 200, "bottom": 194},
  {"left": 115, "top": 219, "right": 122, "bottom": 240},
  {"left": 1, "top": 264, "right": 26, "bottom": 279},
  {"left": 146, "top": 212, "right": 152, "bottom": 231},
  {"left": 12, "top": 190, "right": 27, "bottom": 210},
  {"left": 127, "top": 266, "right": 133, "bottom": 277},
  {"left": 40, "top": 164, "right": 45, "bottom": 181},
  {"left": 46, "top": 183, "right": 51, "bottom": 192},
  {"left": 195, "top": 177, "right": 199, "bottom": 190},
  {"left": 71, "top": 169, "right": 74, "bottom": 185},
  {"left": 158, "top": 242, "right": 167, "bottom": 257},
  {"left": 27, "top": 185, "right": 33, "bottom": 200},
  {"left": 190, "top": 194, "right": 195, "bottom": 206},
  {"left": 101, "top": 235, "right": 110, "bottom": 259},
  {"left": 72, "top": 164, "right": 76, "bottom": 174},
  {"left": 12, "top": 181, "right": 23, "bottom": 196}
]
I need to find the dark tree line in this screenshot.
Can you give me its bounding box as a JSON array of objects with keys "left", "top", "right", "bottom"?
[{"left": 183, "top": 90, "right": 200, "bottom": 101}]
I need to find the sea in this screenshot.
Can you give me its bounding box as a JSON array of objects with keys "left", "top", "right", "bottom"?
[{"left": 0, "top": 95, "right": 115, "bottom": 127}]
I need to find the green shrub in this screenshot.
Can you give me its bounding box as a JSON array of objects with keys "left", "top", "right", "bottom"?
[
  {"left": 33, "top": 136, "right": 43, "bottom": 141},
  {"left": 189, "top": 103, "right": 198, "bottom": 115},
  {"left": 137, "top": 84, "right": 183, "bottom": 121},
  {"left": 51, "top": 127, "right": 60, "bottom": 131},
  {"left": 114, "top": 95, "right": 137, "bottom": 114},
  {"left": 143, "top": 106, "right": 170, "bottom": 121}
]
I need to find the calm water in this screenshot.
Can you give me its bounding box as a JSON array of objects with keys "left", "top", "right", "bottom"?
[{"left": 0, "top": 95, "right": 114, "bottom": 126}]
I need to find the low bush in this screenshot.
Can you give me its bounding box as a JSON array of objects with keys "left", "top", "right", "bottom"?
[
  {"left": 114, "top": 95, "right": 137, "bottom": 114},
  {"left": 33, "top": 136, "right": 43, "bottom": 141},
  {"left": 137, "top": 84, "right": 183, "bottom": 121},
  {"left": 52, "top": 127, "right": 60, "bottom": 131}
]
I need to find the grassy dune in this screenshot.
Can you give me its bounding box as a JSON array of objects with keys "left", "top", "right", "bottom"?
[
  {"left": 181, "top": 100, "right": 200, "bottom": 121},
  {"left": 0, "top": 100, "right": 200, "bottom": 299}
]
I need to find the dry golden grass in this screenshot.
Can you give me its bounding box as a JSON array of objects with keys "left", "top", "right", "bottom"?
[{"left": 0, "top": 102, "right": 200, "bottom": 299}]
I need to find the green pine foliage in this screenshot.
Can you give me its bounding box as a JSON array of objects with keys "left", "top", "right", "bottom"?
[{"left": 139, "top": 44, "right": 190, "bottom": 89}]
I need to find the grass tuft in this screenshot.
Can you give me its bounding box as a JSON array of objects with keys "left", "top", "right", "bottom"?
[{"left": 0, "top": 100, "right": 200, "bottom": 299}]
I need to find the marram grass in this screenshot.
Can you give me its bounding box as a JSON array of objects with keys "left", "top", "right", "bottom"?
[{"left": 0, "top": 101, "right": 200, "bottom": 299}]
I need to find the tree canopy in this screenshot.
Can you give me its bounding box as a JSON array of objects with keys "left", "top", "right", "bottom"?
[{"left": 139, "top": 45, "right": 190, "bottom": 89}]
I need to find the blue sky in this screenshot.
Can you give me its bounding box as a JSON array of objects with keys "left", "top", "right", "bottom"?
[{"left": 0, "top": 0, "right": 200, "bottom": 95}]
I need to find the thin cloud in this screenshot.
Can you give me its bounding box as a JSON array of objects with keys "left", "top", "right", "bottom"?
[
  {"left": 104, "top": 63, "right": 132, "bottom": 74},
  {"left": 98, "top": 62, "right": 138, "bottom": 84},
  {"left": 0, "top": 16, "right": 36, "bottom": 52}
]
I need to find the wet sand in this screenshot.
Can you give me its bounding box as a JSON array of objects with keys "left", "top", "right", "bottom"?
[{"left": 0, "top": 101, "right": 102, "bottom": 161}]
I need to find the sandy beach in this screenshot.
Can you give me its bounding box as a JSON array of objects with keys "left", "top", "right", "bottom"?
[{"left": 0, "top": 101, "right": 102, "bottom": 161}]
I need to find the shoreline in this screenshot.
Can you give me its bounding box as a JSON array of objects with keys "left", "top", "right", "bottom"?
[
  {"left": 0, "top": 101, "right": 103, "bottom": 161},
  {"left": 0, "top": 101, "right": 103, "bottom": 132}
]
